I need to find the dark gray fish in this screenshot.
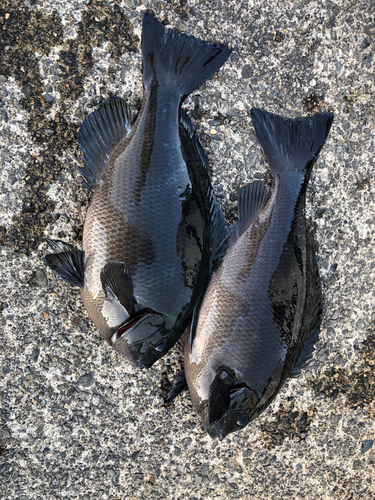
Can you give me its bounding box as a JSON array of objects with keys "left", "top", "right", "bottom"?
[
  {"left": 168, "top": 109, "right": 333, "bottom": 437},
  {"left": 44, "top": 14, "right": 230, "bottom": 368}
]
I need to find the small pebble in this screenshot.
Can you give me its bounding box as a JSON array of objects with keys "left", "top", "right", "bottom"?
[
  {"left": 361, "top": 440, "right": 374, "bottom": 455},
  {"left": 71, "top": 317, "right": 80, "bottom": 327}
]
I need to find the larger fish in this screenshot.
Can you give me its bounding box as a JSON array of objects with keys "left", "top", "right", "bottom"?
[
  {"left": 44, "top": 14, "right": 230, "bottom": 368},
  {"left": 170, "top": 109, "right": 333, "bottom": 437}
]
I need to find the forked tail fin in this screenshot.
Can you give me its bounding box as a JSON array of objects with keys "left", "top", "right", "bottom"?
[
  {"left": 142, "top": 13, "right": 231, "bottom": 95},
  {"left": 251, "top": 108, "right": 333, "bottom": 178}
]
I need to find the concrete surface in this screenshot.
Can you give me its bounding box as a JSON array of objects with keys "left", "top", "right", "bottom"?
[{"left": 0, "top": 0, "right": 375, "bottom": 498}]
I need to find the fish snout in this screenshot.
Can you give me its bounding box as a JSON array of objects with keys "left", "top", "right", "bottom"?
[
  {"left": 109, "top": 310, "right": 169, "bottom": 368},
  {"left": 202, "top": 386, "right": 259, "bottom": 438}
]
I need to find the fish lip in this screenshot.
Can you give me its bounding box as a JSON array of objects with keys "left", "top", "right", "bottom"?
[
  {"left": 109, "top": 313, "right": 149, "bottom": 345},
  {"left": 136, "top": 359, "right": 151, "bottom": 369},
  {"left": 203, "top": 420, "right": 223, "bottom": 439}
]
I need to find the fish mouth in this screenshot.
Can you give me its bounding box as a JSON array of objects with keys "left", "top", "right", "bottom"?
[
  {"left": 109, "top": 308, "right": 167, "bottom": 368},
  {"left": 201, "top": 386, "right": 259, "bottom": 439},
  {"left": 198, "top": 387, "right": 248, "bottom": 414},
  {"left": 109, "top": 310, "right": 151, "bottom": 344}
]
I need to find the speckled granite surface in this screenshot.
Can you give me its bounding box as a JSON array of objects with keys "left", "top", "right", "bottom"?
[{"left": 1, "top": 1, "right": 375, "bottom": 498}]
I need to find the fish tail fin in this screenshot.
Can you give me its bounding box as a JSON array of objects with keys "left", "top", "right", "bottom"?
[
  {"left": 251, "top": 108, "right": 333, "bottom": 178},
  {"left": 142, "top": 13, "right": 231, "bottom": 95}
]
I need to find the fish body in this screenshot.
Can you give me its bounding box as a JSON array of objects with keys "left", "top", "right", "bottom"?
[
  {"left": 182, "top": 109, "right": 333, "bottom": 437},
  {"left": 45, "top": 14, "right": 230, "bottom": 368}
]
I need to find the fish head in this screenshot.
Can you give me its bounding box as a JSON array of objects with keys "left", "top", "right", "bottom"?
[
  {"left": 200, "top": 386, "right": 259, "bottom": 439},
  {"left": 109, "top": 308, "right": 171, "bottom": 368}
]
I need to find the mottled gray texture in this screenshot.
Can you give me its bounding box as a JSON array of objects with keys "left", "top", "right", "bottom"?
[{"left": 1, "top": 0, "right": 375, "bottom": 498}]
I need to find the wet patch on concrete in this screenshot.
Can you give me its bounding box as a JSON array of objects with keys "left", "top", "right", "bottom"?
[
  {"left": 259, "top": 402, "right": 316, "bottom": 449},
  {"left": 0, "top": 119, "right": 78, "bottom": 253},
  {"left": 58, "top": 0, "right": 138, "bottom": 101},
  {"left": 311, "top": 334, "right": 375, "bottom": 419},
  {"left": 303, "top": 93, "right": 326, "bottom": 113},
  {"left": 0, "top": 0, "right": 138, "bottom": 254},
  {"left": 0, "top": 1, "right": 74, "bottom": 253}
]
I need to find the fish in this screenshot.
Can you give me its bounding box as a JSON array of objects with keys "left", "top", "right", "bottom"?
[
  {"left": 44, "top": 13, "right": 230, "bottom": 368},
  {"left": 167, "top": 108, "right": 333, "bottom": 438}
]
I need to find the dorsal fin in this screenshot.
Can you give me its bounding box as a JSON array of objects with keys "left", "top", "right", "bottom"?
[
  {"left": 208, "top": 368, "right": 236, "bottom": 425},
  {"left": 44, "top": 249, "right": 85, "bottom": 288},
  {"left": 292, "top": 231, "right": 322, "bottom": 375},
  {"left": 179, "top": 110, "right": 228, "bottom": 274},
  {"left": 189, "top": 291, "right": 204, "bottom": 352},
  {"left": 100, "top": 261, "right": 134, "bottom": 315},
  {"left": 237, "top": 180, "right": 269, "bottom": 235},
  {"left": 78, "top": 97, "right": 132, "bottom": 190}
]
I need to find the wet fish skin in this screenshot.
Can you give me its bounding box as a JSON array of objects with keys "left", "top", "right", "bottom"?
[
  {"left": 45, "top": 14, "right": 230, "bottom": 369},
  {"left": 183, "top": 109, "right": 333, "bottom": 438}
]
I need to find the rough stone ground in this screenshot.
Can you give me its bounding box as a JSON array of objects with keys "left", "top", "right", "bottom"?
[{"left": 1, "top": 0, "right": 375, "bottom": 498}]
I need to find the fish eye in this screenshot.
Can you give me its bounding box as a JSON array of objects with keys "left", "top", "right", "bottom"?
[
  {"left": 154, "top": 341, "right": 166, "bottom": 352},
  {"left": 237, "top": 417, "right": 248, "bottom": 427}
]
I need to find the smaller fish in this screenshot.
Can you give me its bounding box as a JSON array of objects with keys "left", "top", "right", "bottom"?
[{"left": 167, "top": 109, "right": 333, "bottom": 438}]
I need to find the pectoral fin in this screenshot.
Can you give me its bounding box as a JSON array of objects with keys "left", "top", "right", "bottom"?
[
  {"left": 100, "top": 261, "right": 134, "bottom": 314},
  {"left": 165, "top": 370, "right": 187, "bottom": 403},
  {"left": 44, "top": 249, "right": 85, "bottom": 288},
  {"left": 207, "top": 368, "right": 236, "bottom": 425}
]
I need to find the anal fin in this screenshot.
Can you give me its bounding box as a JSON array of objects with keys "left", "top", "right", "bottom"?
[
  {"left": 292, "top": 230, "right": 323, "bottom": 376},
  {"left": 291, "top": 326, "right": 321, "bottom": 376},
  {"left": 179, "top": 110, "right": 228, "bottom": 276},
  {"left": 237, "top": 180, "right": 269, "bottom": 235}
]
